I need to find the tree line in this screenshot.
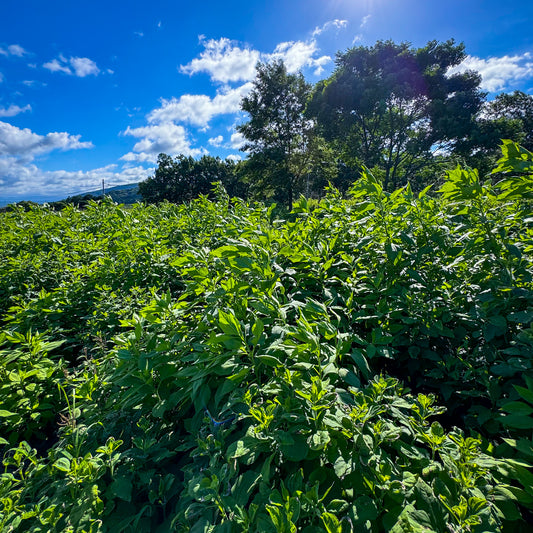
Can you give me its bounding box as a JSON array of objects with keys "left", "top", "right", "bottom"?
[{"left": 139, "top": 39, "right": 533, "bottom": 209}]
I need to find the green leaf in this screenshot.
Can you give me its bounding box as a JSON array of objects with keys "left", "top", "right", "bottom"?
[
  {"left": 231, "top": 471, "right": 261, "bottom": 507},
  {"left": 53, "top": 457, "right": 71, "bottom": 472},
  {"left": 218, "top": 309, "right": 242, "bottom": 337},
  {"left": 390, "top": 504, "right": 432, "bottom": 532},
  {"left": 309, "top": 430, "right": 331, "bottom": 451},
  {"left": 321, "top": 511, "right": 342, "bottom": 533},
  {"left": 501, "top": 402, "right": 533, "bottom": 416},
  {"left": 280, "top": 434, "right": 309, "bottom": 462},
  {"left": 110, "top": 475, "right": 133, "bottom": 502},
  {"left": 0, "top": 409, "right": 19, "bottom": 418},
  {"left": 350, "top": 349, "right": 371, "bottom": 378},
  {"left": 501, "top": 414, "right": 533, "bottom": 430},
  {"left": 251, "top": 317, "right": 264, "bottom": 346},
  {"left": 256, "top": 354, "right": 282, "bottom": 367},
  {"left": 514, "top": 385, "right": 533, "bottom": 405},
  {"left": 227, "top": 439, "right": 251, "bottom": 460},
  {"left": 354, "top": 495, "right": 378, "bottom": 521}
]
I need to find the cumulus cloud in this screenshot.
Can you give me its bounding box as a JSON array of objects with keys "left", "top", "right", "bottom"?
[
  {"left": 0, "top": 157, "right": 152, "bottom": 200},
  {"left": 9, "top": 44, "right": 27, "bottom": 56},
  {"left": 229, "top": 131, "right": 246, "bottom": 150},
  {"left": 226, "top": 154, "right": 241, "bottom": 162},
  {"left": 0, "top": 104, "right": 32, "bottom": 117},
  {"left": 312, "top": 19, "right": 348, "bottom": 37},
  {"left": 180, "top": 35, "right": 332, "bottom": 82},
  {"left": 269, "top": 40, "right": 330, "bottom": 75},
  {"left": 147, "top": 83, "right": 253, "bottom": 128},
  {"left": 121, "top": 122, "right": 204, "bottom": 162},
  {"left": 0, "top": 121, "right": 92, "bottom": 162},
  {"left": 180, "top": 37, "right": 260, "bottom": 83},
  {"left": 43, "top": 58, "right": 71, "bottom": 74},
  {"left": 208, "top": 135, "right": 223, "bottom": 147},
  {"left": 0, "top": 44, "right": 28, "bottom": 57},
  {"left": 121, "top": 33, "right": 332, "bottom": 167},
  {"left": 0, "top": 122, "right": 105, "bottom": 200},
  {"left": 43, "top": 55, "right": 100, "bottom": 77},
  {"left": 448, "top": 52, "right": 533, "bottom": 92},
  {"left": 70, "top": 57, "right": 100, "bottom": 77}
]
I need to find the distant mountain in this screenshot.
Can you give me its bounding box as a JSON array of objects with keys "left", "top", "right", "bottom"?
[
  {"left": 83, "top": 183, "right": 141, "bottom": 204},
  {"left": 1, "top": 183, "right": 142, "bottom": 208}
]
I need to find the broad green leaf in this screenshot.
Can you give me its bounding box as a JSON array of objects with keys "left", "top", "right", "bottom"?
[
  {"left": 53, "top": 457, "right": 71, "bottom": 472},
  {"left": 321, "top": 511, "right": 342, "bottom": 533},
  {"left": 110, "top": 476, "right": 133, "bottom": 502}
]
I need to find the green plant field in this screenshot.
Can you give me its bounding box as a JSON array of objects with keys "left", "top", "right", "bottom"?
[{"left": 1, "top": 143, "right": 533, "bottom": 532}]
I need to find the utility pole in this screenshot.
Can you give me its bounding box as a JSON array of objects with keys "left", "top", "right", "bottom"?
[{"left": 102, "top": 179, "right": 105, "bottom": 197}]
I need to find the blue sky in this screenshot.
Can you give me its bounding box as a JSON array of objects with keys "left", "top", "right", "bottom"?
[{"left": 1, "top": 0, "right": 532, "bottom": 203}]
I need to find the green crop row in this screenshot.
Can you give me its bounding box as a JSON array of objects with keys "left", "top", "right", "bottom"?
[{"left": 0, "top": 142, "right": 532, "bottom": 531}]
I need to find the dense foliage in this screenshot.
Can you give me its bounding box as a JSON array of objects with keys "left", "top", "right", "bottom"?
[
  {"left": 1, "top": 143, "right": 533, "bottom": 532},
  {"left": 138, "top": 41, "right": 533, "bottom": 208},
  {"left": 307, "top": 40, "right": 485, "bottom": 190},
  {"left": 237, "top": 60, "right": 334, "bottom": 210},
  {"left": 138, "top": 154, "right": 247, "bottom": 205}
]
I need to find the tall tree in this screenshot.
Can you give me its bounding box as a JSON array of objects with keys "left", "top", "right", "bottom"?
[
  {"left": 485, "top": 91, "right": 533, "bottom": 152},
  {"left": 238, "top": 60, "right": 333, "bottom": 209},
  {"left": 452, "top": 91, "right": 533, "bottom": 175},
  {"left": 307, "top": 40, "right": 485, "bottom": 190}
]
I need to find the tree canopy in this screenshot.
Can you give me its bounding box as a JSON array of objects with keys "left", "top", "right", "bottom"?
[
  {"left": 138, "top": 154, "right": 247, "bottom": 204},
  {"left": 237, "top": 60, "right": 334, "bottom": 210},
  {"left": 307, "top": 40, "right": 485, "bottom": 190}
]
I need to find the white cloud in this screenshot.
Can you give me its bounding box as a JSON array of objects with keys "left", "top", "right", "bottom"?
[
  {"left": 120, "top": 151, "right": 155, "bottom": 163},
  {"left": 268, "top": 40, "right": 331, "bottom": 75},
  {"left": 0, "top": 121, "right": 92, "bottom": 162},
  {"left": 134, "top": 31, "right": 144, "bottom": 38},
  {"left": 43, "top": 55, "right": 100, "bottom": 77},
  {"left": 22, "top": 80, "right": 46, "bottom": 88},
  {"left": 360, "top": 15, "right": 371, "bottom": 28},
  {"left": 0, "top": 122, "right": 106, "bottom": 199},
  {"left": 0, "top": 104, "right": 32, "bottom": 117},
  {"left": 208, "top": 135, "right": 223, "bottom": 147},
  {"left": 0, "top": 44, "right": 28, "bottom": 57},
  {"left": 121, "top": 122, "right": 203, "bottom": 162},
  {"left": 226, "top": 154, "right": 241, "bottom": 162},
  {"left": 70, "top": 57, "right": 100, "bottom": 77},
  {"left": 0, "top": 157, "right": 151, "bottom": 199},
  {"left": 229, "top": 131, "right": 246, "bottom": 150},
  {"left": 147, "top": 83, "right": 253, "bottom": 128},
  {"left": 180, "top": 37, "right": 260, "bottom": 83},
  {"left": 8, "top": 44, "right": 27, "bottom": 57},
  {"left": 448, "top": 52, "right": 533, "bottom": 92},
  {"left": 43, "top": 58, "right": 72, "bottom": 74},
  {"left": 120, "top": 33, "right": 332, "bottom": 168},
  {"left": 312, "top": 19, "right": 348, "bottom": 37},
  {"left": 180, "top": 35, "right": 332, "bottom": 83}
]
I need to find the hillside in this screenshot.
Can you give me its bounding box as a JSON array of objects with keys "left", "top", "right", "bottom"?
[{"left": 80, "top": 182, "right": 141, "bottom": 204}]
